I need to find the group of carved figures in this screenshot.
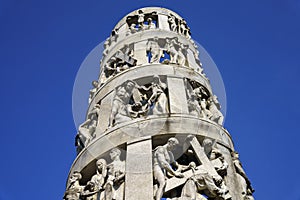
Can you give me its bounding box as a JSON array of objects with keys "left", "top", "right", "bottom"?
[
  {"left": 186, "top": 80, "right": 224, "bottom": 125},
  {"left": 66, "top": 136, "right": 254, "bottom": 200},
  {"left": 126, "top": 10, "right": 157, "bottom": 35},
  {"left": 83, "top": 78, "right": 224, "bottom": 154},
  {"left": 64, "top": 148, "right": 125, "bottom": 200},
  {"left": 109, "top": 75, "right": 168, "bottom": 127},
  {"left": 103, "top": 44, "right": 137, "bottom": 79},
  {"left": 168, "top": 14, "right": 191, "bottom": 39},
  {"left": 146, "top": 37, "right": 188, "bottom": 65},
  {"left": 79, "top": 76, "right": 168, "bottom": 153}
]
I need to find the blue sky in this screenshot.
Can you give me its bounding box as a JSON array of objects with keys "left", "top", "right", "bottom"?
[{"left": 0, "top": 0, "right": 300, "bottom": 199}]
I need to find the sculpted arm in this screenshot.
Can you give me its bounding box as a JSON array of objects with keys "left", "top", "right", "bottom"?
[{"left": 155, "top": 148, "right": 183, "bottom": 177}]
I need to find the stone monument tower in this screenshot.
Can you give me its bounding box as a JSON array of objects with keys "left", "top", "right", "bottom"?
[{"left": 64, "top": 7, "right": 254, "bottom": 200}]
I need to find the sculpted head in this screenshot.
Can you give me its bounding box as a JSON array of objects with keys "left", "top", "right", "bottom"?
[
  {"left": 92, "top": 80, "right": 99, "bottom": 88},
  {"left": 70, "top": 171, "right": 82, "bottom": 182},
  {"left": 231, "top": 151, "right": 239, "bottom": 159},
  {"left": 153, "top": 75, "right": 160, "bottom": 83},
  {"left": 96, "top": 158, "right": 107, "bottom": 169},
  {"left": 125, "top": 80, "right": 135, "bottom": 92},
  {"left": 202, "top": 138, "right": 213, "bottom": 154},
  {"left": 167, "top": 137, "right": 179, "bottom": 151},
  {"left": 109, "top": 148, "right": 121, "bottom": 160}
]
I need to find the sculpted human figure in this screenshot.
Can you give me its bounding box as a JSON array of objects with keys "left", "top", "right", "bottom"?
[
  {"left": 104, "top": 56, "right": 119, "bottom": 77},
  {"left": 87, "top": 104, "right": 100, "bottom": 135},
  {"left": 177, "top": 43, "right": 187, "bottom": 66},
  {"left": 185, "top": 26, "right": 191, "bottom": 39},
  {"left": 82, "top": 159, "right": 108, "bottom": 200},
  {"left": 165, "top": 38, "right": 179, "bottom": 64},
  {"left": 207, "top": 95, "right": 224, "bottom": 125},
  {"left": 179, "top": 19, "right": 188, "bottom": 35},
  {"left": 64, "top": 172, "right": 84, "bottom": 200},
  {"left": 146, "top": 17, "right": 156, "bottom": 29},
  {"left": 75, "top": 104, "right": 100, "bottom": 153},
  {"left": 191, "top": 85, "right": 211, "bottom": 119},
  {"left": 180, "top": 167, "right": 228, "bottom": 200},
  {"left": 153, "top": 137, "right": 184, "bottom": 200},
  {"left": 187, "top": 92, "right": 203, "bottom": 118},
  {"left": 110, "top": 30, "right": 118, "bottom": 45},
  {"left": 89, "top": 80, "right": 99, "bottom": 103},
  {"left": 203, "top": 138, "right": 228, "bottom": 177},
  {"left": 75, "top": 120, "right": 92, "bottom": 153},
  {"left": 127, "top": 23, "right": 137, "bottom": 35},
  {"left": 231, "top": 151, "right": 254, "bottom": 199},
  {"left": 168, "top": 15, "right": 177, "bottom": 32},
  {"left": 109, "top": 80, "right": 137, "bottom": 127},
  {"left": 146, "top": 37, "right": 163, "bottom": 63},
  {"left": 105, "top": 148, "right": 126, "bottom": 200},
  {"left": 101, "top": 38, "right": 111, "bottom": 60},
  {"left": 137, "top": 10, "right": 145, "bottom": 29},
  {"left": 145, "top": 75, "right": 168, "bottom": 114},
  {"left": 199, "top": 98, "right": 212, "bottom": 119}
]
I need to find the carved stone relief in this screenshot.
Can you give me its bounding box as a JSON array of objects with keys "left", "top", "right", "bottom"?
[
  {"left": 81, "top": 159, "right": 107, "bottom": 200},
  {"left": 231, "top": 151, "right": 254, "bottom": 200},
  {"left": 153, "top": 137, "right": 185, "bottom": 200},
  {"left": 126, "top": 10, "right": 158, "bottom": 35},
  {"left": 63, "top": 172, "right": 84, "bottom": 200},
  {"left": 165, "top": 38, "right": 188, "bottom": 65},
  {"left": 146, "top": 37, "right": 164, "bottom": 64},
  {"left": 168, "top": 14, "right": 191, "bottom": 39},
  {"left": 89, "top": 80, "right": 100, "bottom": 104},
  {"left": 146, "top": 37, "right": 188, "bottom": 66},
  {"left": 105, "top": 148, "right": 126, "bottom": 200},
  {"left": 186, "top": 79, "right": 224, "bottom": 125},
  {"left": 207, "top": 95, "right": 224, "bottom": 125},
  {"left": 153, "top": 136, "right": 231, "bottom": 200},
  {"left": 108, "top": 75, "right": 169, "bottom": 128},
  {"left": 101, "top": 44, "right": 137, "bottom": 83},
  {"left": 75, "top": 104, "right": 100, "bottom": 153},
  {"left": 65, "top": 148, "right": 126, "bottom": 200}
]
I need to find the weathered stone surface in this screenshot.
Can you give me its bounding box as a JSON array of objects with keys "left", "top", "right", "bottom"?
[{"left": 125, "top": 137, "right": 153, "bottom": 200}]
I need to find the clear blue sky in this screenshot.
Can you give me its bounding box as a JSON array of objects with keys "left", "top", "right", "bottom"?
[{"left": 0, "top": 0, "right": 299, "bottom": 199}]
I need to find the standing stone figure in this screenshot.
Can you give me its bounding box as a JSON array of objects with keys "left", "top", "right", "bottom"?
[
  {"left": 63, "top": 172, "right": 84, "bottom": 200},
  {"left": 137, "top": 10, "right": 145, "bottom": 29},
  {"left": 207, "top": 95, "right": 224, "bottom": 125},
  {"left": 87, "top": 104, "right": 100, "bottom": 135},
  {"left": 89, "top": 80, "right": 99, "bottom": 103},
  {"left": 105, "top": 148, "right": 126, "bottom": 200},
  {"left": 231, "top": 151, "right": 254, "bottom": 200},
  {"left": 179, "top": 19, "right": 188, "bottom": 36},
  {"left": 187, "top": 92, "right": 203, "bottom": 118},
  {"left": 165, "top": 38, "right": 179, "bottom": 64},
  {"left": 153, "top": 137, "right": 184, "bottom": 200},
  {"left": 177, "top": 43, "right": 187, "bottom": 66},
  {"left": 146, "top": 37, "right": 163, "bottom": 63},
  {"left": 168, "top": 15, "right": 177, "bottom": 32},
  {"left": 83, "top": 159, "right": 108, "bottom": 200},
  {"left": 145, "top": 75, "right": 169, "bottom": 115},
  {"left": 199, "top": 98, "right": 212, "bottom": 120}
]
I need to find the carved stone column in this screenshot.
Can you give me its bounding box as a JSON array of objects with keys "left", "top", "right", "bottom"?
[{"left": 64, "top": 7, "right": 254, "bottom": 200}]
